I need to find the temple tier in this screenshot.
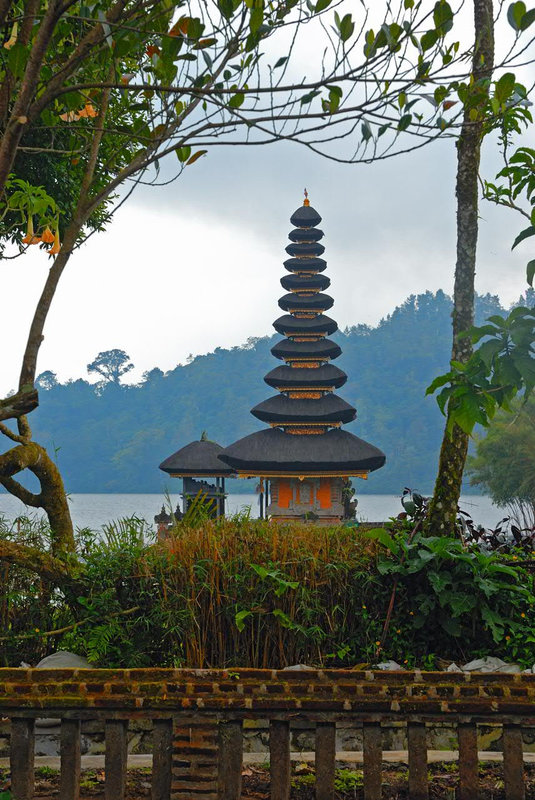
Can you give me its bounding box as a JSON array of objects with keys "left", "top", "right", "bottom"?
[{"left": 220, "top": 198, "right": 385, "bottom": 523}]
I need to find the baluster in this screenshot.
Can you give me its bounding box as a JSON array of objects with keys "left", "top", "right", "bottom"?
[
  {"left": 315, "top": 721, "right": 336, "bottom": 800},
  {"left": 363, "top": 722, "right": 382, "bottom": 800},
  {"left": 503, "top": 724, "right": 525, "bottom": 800},
  {"left": 217, "top": 719, "right": 243, "bottom": 800},
  {"left": 458, "top": 722, "right": 478, "bottom": 800},
  {"left": 10, "top": 718, "right": 35, "bottom": 800},
  {"left": 270, "top": 720, "right": 291, "bottom": 800},
  {"left": 407, "top": 722, "right": 428, "bottom": 800},
  {"left": 60, "top": 719, "right": 81, "bottom": 800},
  {"left": 152, "top": 718, "right": 173, "bottom": 800},
  {"left": 105, "top": 719, "right": 128, "bottom": 800}
]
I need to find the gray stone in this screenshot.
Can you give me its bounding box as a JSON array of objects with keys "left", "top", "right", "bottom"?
[
  {"left": 375, "top": 660, "right": 402, "bottom": 671},
  {"left": 35, "top": 651, "right": 91, "bottom": 728},
  {"left": 461, "top": 656, "right": 521, "bottom": 673},
  {"left": 36, "top": 651, "right": 91, "bottom": 669}
]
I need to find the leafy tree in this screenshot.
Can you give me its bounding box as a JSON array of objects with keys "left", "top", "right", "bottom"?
[
  {"left": 36, "top": 370, "right": 58, "bottom": 390},
  {"left": 87, "top": 349, "right": 134, "bottom": 385},
  {"left": 426, "top": 2, "right": 535, "bottom": 533},
  {"left": 468, "top": 396, "right": 535, "bottom": 528}
]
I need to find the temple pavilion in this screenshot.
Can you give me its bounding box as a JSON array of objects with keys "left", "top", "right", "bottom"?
[
  {"left": 159, "top": 433, "right": 234, "bottom": 518},
  {"left": 218, "top": 195, "right": 386, "bottom": 524}
]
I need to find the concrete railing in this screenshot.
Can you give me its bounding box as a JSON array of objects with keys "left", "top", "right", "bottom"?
[{"left": 1, "top": 667, "right": 534, "bottom": 799}]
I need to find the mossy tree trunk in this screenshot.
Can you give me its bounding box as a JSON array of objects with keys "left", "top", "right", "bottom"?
[
  {"left": 0, "top": 417, "right": 74, "bottom": 554},
  {"left": 426, "top": 0, "right": 495, "bottom": 534}
]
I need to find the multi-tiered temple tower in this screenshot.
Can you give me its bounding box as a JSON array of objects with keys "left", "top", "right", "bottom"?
[{"left": 220, "top": 195, "right": 385, "bottom": 523}]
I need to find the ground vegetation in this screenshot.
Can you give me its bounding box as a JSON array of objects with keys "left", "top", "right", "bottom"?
[{"left": 1, "top": 511, "right": 533, "bottom": 670}]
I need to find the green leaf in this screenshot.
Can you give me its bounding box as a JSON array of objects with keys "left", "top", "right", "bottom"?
[
  {"left": 404, "top": 0, "right": 414, "bottom": 7},
  {"left": 250, "top": 6, "right": 263, "bottom": 34},
  {"left": 477, "top": 338, "right": 503, "bottom": 366},
  {"left": 363, "top": 527, "right": 400, "bottom": 555},
  {"left": 229, "top": 92, "right": 245, "bottom": 108},
  {"left": 338, "top": 13, "right": 355, "bottom": 42},
  {"left": 300, "top": 89, "right": 320, "bottom": 105},
  {"left": 273, "top": 56, "right": 288, "bottom": 69},
  {"left": 426, "top": 372, "right": 452, "bottom": 395},
  {"left": 361, "top": 120, "right": 373, "bottom": 141},
  {"left": 7, "top": 42, "right": 28, "bottom": 80},
  {"left": 398, "top": 113, "right": 412, "bottom": 131},
  {"left": 495, "top": 72, "right": 516, "bottom": 104},
  {"left": 235, "top": 609, "right": 252, "bottom": 632},
  {"left": 175, "top": 145, "right": 192, "bottom": 162},
  {"left": 507, "top": 1, "right": 526, "bottom": 30},
  {"left": 527, "top": 259, "right": 535, "bottom": 287},
  {"left": 218, "top": 0, "right": 234, "bottom": 19},
  {"left": 315, "top": 0, "right": 332, "bottom": 11},
  {"left": 520, "top": 8, "right": 535, "bottom": 28},
  {"left": 512, "top": 225, "right": 535, "bottom": 249},
  {"left": 421, "top": 28, "right": 438, "bottom": 51},
  {"left": 433, "top": 1, "right": 453, "bottom": 35}
]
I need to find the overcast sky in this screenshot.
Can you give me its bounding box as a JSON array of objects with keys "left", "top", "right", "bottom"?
[{"left": 2, "top": 7, "right": 533, "bottom": 398}]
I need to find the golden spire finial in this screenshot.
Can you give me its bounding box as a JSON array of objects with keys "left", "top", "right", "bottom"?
[{"left": 303, "top": 188, "right": 310, "bottom": 207}]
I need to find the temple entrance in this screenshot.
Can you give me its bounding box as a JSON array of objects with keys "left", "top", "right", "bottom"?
[{"left": 267, "top": 477, "right": 345, "bottom": 523}]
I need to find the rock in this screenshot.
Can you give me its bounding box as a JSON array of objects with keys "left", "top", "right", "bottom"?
[
  {"left": 35, "top": 651, "right": 91, "bottom": 728},
  {"left": 461, "top": 656, "right": 521, "bottom": 673},
  {"left": 375, "top": 660, "right": 402, "bottom": 671},
  {"left": 446, "top": 663, "right": 462, "bottom": 672},
  {"left": 36, "top": 651, "right": 91, "bottom": 669},
  {"left": 282, "top": 664, "right": 315, "bottom": 671}
]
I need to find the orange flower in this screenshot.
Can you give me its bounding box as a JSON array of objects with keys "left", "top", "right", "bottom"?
[
  {"left": 79, "top": 103, "right": 97, "bottom": 118},
  {"left": 3, "top": 22, "right": 18, "bottom": 50},
  {"left": 48, "top": 228, "right": 61, "bottom": 256},
  {"left": 59, "top": 110, "right": 80, "bottom": 122},
  {"left": 41, "top": 226, "right": 55, "bottom": 244},
  {"left": 22, "top": 217, "right": 41, "bottom": 245}
]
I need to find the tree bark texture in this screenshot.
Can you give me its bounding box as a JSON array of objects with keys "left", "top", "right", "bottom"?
[
  {"left": 0, "top": 440, "right": 74, "bottom": 552},
  {"left": 427, "top": 0, "right": 495, "bottom": 533},
  {"left": 0, "top": 387, "right": 38, "bottom": 422}
]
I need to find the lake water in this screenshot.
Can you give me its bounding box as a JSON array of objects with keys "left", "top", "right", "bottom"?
[{"left": 0, "top": 492, "right": 505, "bottom": 531}]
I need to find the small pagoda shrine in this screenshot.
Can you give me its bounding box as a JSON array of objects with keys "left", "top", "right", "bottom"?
[
  {"left": 159, "top": 433, "right": 235, "bottom": 518},
  {"left": 219, "top": 195, "right": 385, "bottom": 524}
]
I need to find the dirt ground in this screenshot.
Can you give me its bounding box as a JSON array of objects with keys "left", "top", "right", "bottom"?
[{"left": 1, "top": 762, "right": 535, "bottom": 799}]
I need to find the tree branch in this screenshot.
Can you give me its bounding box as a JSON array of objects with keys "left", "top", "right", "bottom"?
[
  {"left": 0, "top": 539, "right": 75, "bottom": 584},
  {"left": 0, "top": 387, "right": 38, "bottom": 423},
  {"left": 0, "top": 422, "right": 26, "bottom": 444},
  {"left": 0, "top": 476, "right": 42, "bottom": 507}
]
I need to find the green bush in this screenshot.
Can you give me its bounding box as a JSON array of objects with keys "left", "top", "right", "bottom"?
[{"left": 1, "top": 514, "right": 534, "bottom": 668}]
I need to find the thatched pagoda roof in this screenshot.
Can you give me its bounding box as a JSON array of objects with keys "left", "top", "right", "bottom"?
[{"left": 159, "top": 438, "right": 235, "bottom": 476}]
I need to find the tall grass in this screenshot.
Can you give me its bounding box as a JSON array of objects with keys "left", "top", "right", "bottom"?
[{"left": 150, "top": 518, "right": 380, "bottom": 667}]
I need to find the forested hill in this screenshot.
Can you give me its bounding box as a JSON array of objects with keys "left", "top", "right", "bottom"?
[{"left": 9, "top": 290, "right": 533, "bottom": 495}]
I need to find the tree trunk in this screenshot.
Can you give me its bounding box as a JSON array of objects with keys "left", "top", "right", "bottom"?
[
  {"left": 0, "top": 438, "right": 74, "bottom": 553},
  {"left": 426, "top": 0, "right": 495, "bottom": 534}
]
